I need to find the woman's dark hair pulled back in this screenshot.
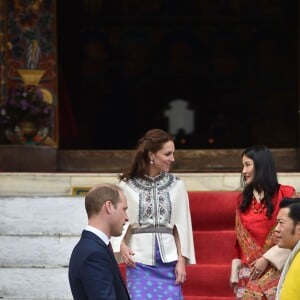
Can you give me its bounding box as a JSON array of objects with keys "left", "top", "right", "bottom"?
[{"left": 118, "top": 128, "right": 174, "bottom": 180}]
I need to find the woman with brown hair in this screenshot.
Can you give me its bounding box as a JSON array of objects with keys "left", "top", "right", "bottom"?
[{"left": 112, "top": 128, "right": 196, "bottom": 299}]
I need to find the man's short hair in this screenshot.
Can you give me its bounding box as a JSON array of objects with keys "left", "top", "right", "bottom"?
[
  {"left": 280, "top": 197, "right": 300, "bottom": 225},
  {"left": 85, "top": 183, "right": 122, "bottom": 218},
  {"left": 280, "top": 197, "right": 300, "bottom": 208}
]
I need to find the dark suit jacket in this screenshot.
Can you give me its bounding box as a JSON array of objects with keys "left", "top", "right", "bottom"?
[{"left": 68, "top": 230, "right": 130, "bottom": 300}]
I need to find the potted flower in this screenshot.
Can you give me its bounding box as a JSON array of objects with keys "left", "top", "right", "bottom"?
[{"left": 0, "top": 84, "right": 53, "bottom": 144}]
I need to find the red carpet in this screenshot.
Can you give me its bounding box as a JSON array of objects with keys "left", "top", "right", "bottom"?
[{"left": 120, "top": 190, "right": 239, "bottom": 299}]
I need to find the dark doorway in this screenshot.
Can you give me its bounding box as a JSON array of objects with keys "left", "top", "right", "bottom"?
[{"left": 57, "top": 1, "right": 299, "bottom": 149}]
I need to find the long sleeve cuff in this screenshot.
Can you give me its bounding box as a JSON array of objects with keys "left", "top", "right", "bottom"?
[
  {"left": 263, "top": 245, "right": 291, "bottom": 271},
  {"left": 230, "top": 258, "right": 241, "bottom": 284}
]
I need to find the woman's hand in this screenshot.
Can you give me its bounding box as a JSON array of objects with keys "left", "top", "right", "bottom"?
[
  {"left": 250, "top": 256, "right": 268, "bottom": 280},
  {"left": 175, "top": 257, "right": 186, "bottom": 285},
  {"left": 120, "top": 242, "right": 136, "bottom": 268}
]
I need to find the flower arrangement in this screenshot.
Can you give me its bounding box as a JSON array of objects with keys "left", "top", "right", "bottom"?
[
  {"left": 0, "top": 84, "right": 53, "bottom": 130},
  {"left": 0, "top": 85, "right": 53, "bottom": 144}
]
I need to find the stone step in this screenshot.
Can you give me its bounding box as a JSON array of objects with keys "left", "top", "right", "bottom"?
[
  {"left": 0, "top": 268, "right": 71, "bottom": 300},
  {"left": 1, "top": 236, "right": 78, "bottom": 267},
  {"left": 1, "top": 172, "right": 300, "bottom": 196}
]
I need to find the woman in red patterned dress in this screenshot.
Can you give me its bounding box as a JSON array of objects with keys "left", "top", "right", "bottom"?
[{"left": 230, "top": 145, "right": 296, "bottom": 300}]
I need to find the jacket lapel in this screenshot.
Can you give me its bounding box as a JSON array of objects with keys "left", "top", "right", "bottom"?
[{"left": 82, "top": 230, "right": 129, "bottom": 297}]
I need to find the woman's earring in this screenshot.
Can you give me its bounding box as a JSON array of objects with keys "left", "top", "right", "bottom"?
[{"left": 150, "top": 159, "right": 154, "bottom": 165}]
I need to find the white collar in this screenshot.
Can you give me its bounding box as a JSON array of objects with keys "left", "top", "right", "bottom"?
[
  {"left": 253, "top": 189, "right": 264, "bottom": 202},
  {"left": 85, "top": 225, "right": 110, "bottom": 246}
]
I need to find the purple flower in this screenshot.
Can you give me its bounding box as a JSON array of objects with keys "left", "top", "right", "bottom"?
[
  {"left": 20, "top": 99, "right": 29, "bottom": 109},
  {"left": 1, "top": 84, "right": 53, "bottom": 129}
]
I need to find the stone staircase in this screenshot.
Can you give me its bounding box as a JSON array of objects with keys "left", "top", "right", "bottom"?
[{"left": 0, "top": 172, "right": 299, "bottom": 299}]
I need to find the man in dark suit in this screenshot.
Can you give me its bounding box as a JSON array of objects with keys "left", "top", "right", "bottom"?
[{"left": 68, "top": 183, "right": 130, "bottom": 300}]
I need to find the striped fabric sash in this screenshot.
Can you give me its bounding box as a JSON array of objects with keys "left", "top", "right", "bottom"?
[{"left": 236, "top": 211, "right": 276, "bottom": 264}]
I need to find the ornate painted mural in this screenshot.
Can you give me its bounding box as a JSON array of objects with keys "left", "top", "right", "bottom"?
[{"left": 0, "top": 0, "right": 57, "bottom": 145}]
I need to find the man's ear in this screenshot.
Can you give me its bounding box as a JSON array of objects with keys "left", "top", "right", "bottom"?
[
  {"left": 296, "top": 223, "right": 300, "bottom": 237},
  {"left": 104, "top": 200, "right": 113, "bottom": 213}
]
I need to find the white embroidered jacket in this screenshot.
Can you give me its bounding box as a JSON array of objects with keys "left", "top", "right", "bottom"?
[{"left": 111, "top": 172, "right": 196, "bottom": 266}]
